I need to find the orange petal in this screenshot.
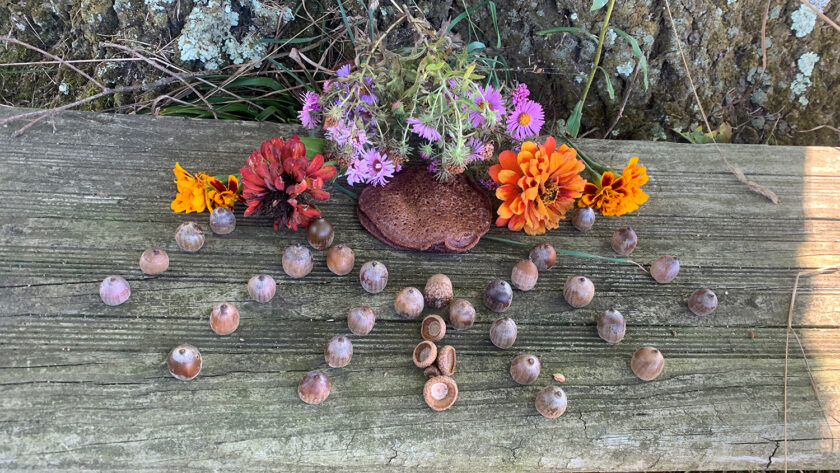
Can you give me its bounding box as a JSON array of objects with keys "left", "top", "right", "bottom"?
[
  {"left": 497, "top": 169, "right": 519, "bottom": 185},
  {"left": 495, "top": 215, "right": 510, "bottom": 227},
  {"left": 488, "top": 164, "right": 502, "bottom": 183},
  {"left": 497, "top": 201, "right": 514, "bottom": 219},
  {"left": 499, "top": 150, "right": 519, "bottom": 171},
  {"left": 522, "top": 185, "right": 539, "bottom": 201},
  {"left": 496, "top": 184, "right": 520, "bottom": 201}
]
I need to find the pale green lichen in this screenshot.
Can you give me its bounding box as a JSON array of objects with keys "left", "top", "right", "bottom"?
[
  {"left": 791, "top": 4, "right": 817, "bottom": 38},
  {"left": 616, "top": 60, "right": 634, "bottom": 76},
  {"left": 789, "top": 52, "right": 819, "bottom": 106},
  {"left": 797, "top": 52, "right": 819, "bottom": 76},
  {"left": 145, "top": 0, "right": 174, "bottom": 12}
]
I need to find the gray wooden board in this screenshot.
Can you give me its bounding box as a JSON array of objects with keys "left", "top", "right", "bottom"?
[{"left": 1, "top": 107, "right": 839, "bottom": 471}]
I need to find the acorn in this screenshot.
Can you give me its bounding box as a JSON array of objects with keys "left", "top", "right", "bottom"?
[
  {"left": 394, "top": 287, "right": 424, "bottom": 319},
  {"left": 448, "top": 298, "right": 476, "bottom": 330},
  {"left": 421, "top": 314, "right": 447, "bottom": 342},
  {"left": 424, "top": 274, "right": 454, "bottom": 309},
  {"left": 489, "top": 316, "right": 518, "bottom": 349},
  {"left": 688, "top": 288, "right": 718, "bottom": 316},
  {"left": 423, "top": 376, "right": 458, "bottom": 411},
  {"left": 282, "top": 244, "right": 313, "bottom": 279},
  {"left": 535, "top": 386, "right": 568, "bottom": 419},
  {"left": 247, "top": 274, "right": 276, "bottom": 303},
  {"left": 571, "top": 206, "right": 595, "bottom": 232},
  {"left": 324, "top": 335, "right": 353, "bottom": 368},
  {"left": 597, "top": 308, "right": 626, "bottom": 344},
  {"left": 423, "top": 365, "right": 442, "bottom": 378},
  {"left": 99, "top": 276, "right": 131, "bottom": 306},
  {"left": 413, "top": 341, "right": 438, "bottom": 368},
  {"left": 326, "top": 244, "right": 355, "bottom": 275},
  {"left": 510, "top": 354, "right": 541, "bottom": 385},
  {"left": 436, "top": 345, "right": 456, "bottom": 376},
  {"left": 175, "top": 221, "right": 204, "bottom": 252},
  {"left": 563, "top": 275, "right": 595, "bottom": 308},
  {"left": 307, "top": 218, "right": 334, "bottom": 250},
  {"left": 139, "top": 248, "right": 169, "bottom": 275},
  {"left": 167, "top": 344, "right": 202, "bottom": 381},
  {"left": 359, "top": 261, "right": 388, "bottom": 293},
  {"left": 631, "top": 346, "right": 665, "bottom": 381},
  {"left": 347, "top": 305, "right": 375, "bottom": 336},
  {"left": 210, "top": 302, "right": 239, "bottom": 335},
  {"left": 298, "top": 369, "right": 330, "bottom": 405},
  {"left": 209, "top": 207, "right": 236, "bottom": 235},
  {"left": 610, "top": 227, "right": 637, "bottom": 255},
  {"left": 650, "top": 255, "right": 680, "bottom": 283},
  {"left": 529, "top": 242, "right": 556, "bottom": 271},
  {"left": 511, "top": 259, "right": 538, "bottom": 291},
  {"left": 484, "top": 279, "right": 513, "bottom": 313}
]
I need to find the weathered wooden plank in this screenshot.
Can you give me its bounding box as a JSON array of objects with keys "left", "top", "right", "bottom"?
[{"left": 0, "top": 107, "right": 839, "bottom": 471}]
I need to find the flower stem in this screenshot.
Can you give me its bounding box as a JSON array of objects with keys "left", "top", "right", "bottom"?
[
  {"left": 481, "top": 235, "right": 634, "bottom": 264},
  {"left": 330, "top": 182, "right": 359, "bottom": 200},
  {"left": 578, "top": 0, "right": 616, "bottom": 114}
]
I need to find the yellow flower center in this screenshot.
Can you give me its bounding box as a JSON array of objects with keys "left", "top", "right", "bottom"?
[
  {"left": 518, "top": 113, "right": 532, "bottom": 126},
  {"left": 541, "top": 184, "right": 559, "bottom": 205},
  {"left": 479, "top": 100, "right": 488, "bottom": 110}
]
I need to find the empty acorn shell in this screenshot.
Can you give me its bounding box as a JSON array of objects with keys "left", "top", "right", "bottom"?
[
  {"left": 563, "top": 275, "right": 595, "bottom": 308},
  {"left": 139, "top": 248, "right": 169, "bottom": 275},
  {"left": 489, "top": 316, "right": 518, "bottom": 349},
  {"left": 347, "top": 305, "right": 376, "bottom": 336},
  {"left": 167, "top": 344, "right": 202, "bottom": 381},
  {"left": 688, "top": 288, "right": 718, "bottom": 316},
  {"left": 631, "top": 346, "right": 665, "bottom": 381},
  {"left": 610, "top": 227, "right": 638, "bottom": 255},
  {"left": 282, "top": 244, "right": 313, "bottom": 279},
  {"left": 423, "top": 365, "right": 442, "bottom": 378},
  {"left": 484, "top": 279, "right": 513, "bottom": 312},
  {"left": 423, "top": 376, "right": 458, "bottom": 411},
  {"left": 511, "top": 259, "right": 539, "bottom": 291},
  {"left": 529, "top": 242, "right": 557, "bottom": 271},
  {"left": 326, "top": 244, "right": 355, "bottom": 275},
  {"left": 100, "top": 276, "right": 131, "bottom": 306},
  {"left": 448, "top": 298, "right": 476, "bottom": 330},
  {"left": 307, "top": 218, "right": 334, "bottom": 250},
  {"left": 421, "top": 314, "right": 447, "bottom": 342},
  {"left": 394, "top": 287, "right": 425, "bottom": 319},
  {"left": 650, "top": 255, "right": 680, "bottom": 283},
  {"left": 597, "top": 308, "right": 626, "bottom": 344},
  {"left": 359, "top": 261, "right": 388, "bottom": 293},
  {"left": 535, "top": 386, "right": 568, "bottom": 418},
  {"left": 210, "top": 302, "right": 240, "bottom": 335},
  {"left": 324, "top": 335, "right": 353, "bottom": 368},
  {"left": 424, "top": 274, "right": 453, "bottom": 309},
  {"left": 175, "top": 221, "right": 205, "bottom": 252},
  {"left": 298, "top": 369, "right": 331, "bottom": 405},
  {"left": 247, "top": 274, "right": 276, "bottom": 303},
  {"left": 209, "top": 207, "right": 236, "bottom": 235},
  {"left": 510, "top": 354, "right": 541, "bottom": 385},
  {"left": 571, "top": 206, "right": 595, "bottom": 232},
  {"left": 436, "top": 345, "right": 456, "bottom": 376},
  {"left": 413, "top": 341, "right": 438, "bottom": 368}
]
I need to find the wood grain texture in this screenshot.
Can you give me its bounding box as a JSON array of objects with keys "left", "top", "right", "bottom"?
[{"left": 1, "top": 107, "right": 839, "bottom": 471}]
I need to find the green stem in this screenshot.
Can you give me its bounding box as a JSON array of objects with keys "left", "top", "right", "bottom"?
[
  {"left": 578, "top": 0, "right": 616, "bottom": 115},
  {"left": 330, "top": 182, "right": 358, "bottom": 200},
  {"left": 481, "top": 235, "right": 633, "bottom": 264}
]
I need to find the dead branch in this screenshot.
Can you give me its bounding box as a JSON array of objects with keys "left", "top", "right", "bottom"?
[{"left": 0, "top": 35, "right": 106, "bottom": 90}]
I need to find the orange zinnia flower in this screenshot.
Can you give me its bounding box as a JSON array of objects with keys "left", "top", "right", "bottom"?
[
  {"left": 579, "top": 157, "right": 649, "bottom": 216},
  {"left": 171, "top": 163, "right": 208, "bottom": 213},
  {"left": 489, "top": 137, "right": 586, "bottom": 235}
]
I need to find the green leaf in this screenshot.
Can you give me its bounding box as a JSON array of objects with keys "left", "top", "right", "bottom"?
[
  {"left": 466, "top": 41, "right": 486, "bottom": 53},
  {"left": 222, "top": 76, "right": 284, "bottom": 90},
  {"left": 610, "top": 27, "right": 648, "bottom": 90},
  {"left": 259, "top": 37, "right": 319, "bottom": 45},
  {"left": 269, "top": 59, "right": 311, "bottom": 90},
  {"left": 590, "top": 0, "right": 608, "bottom": 10},
  {"left": 536, "top": 27, "right": 598, "bottom": 43},
  {"left": 566, "top": 101, "right": 583, "bottom": 138},
  {"left": 597, "top": 66, "right": 615, "bottom": 100},
  {"left": 446, "top": 1, "right": 491, "bottom": 34},
  {"left": 336, "top": 0, "right": 355, "bottom": 46},
  {"left": 300, "top": 137, "right": 326, "bottom": 158}
]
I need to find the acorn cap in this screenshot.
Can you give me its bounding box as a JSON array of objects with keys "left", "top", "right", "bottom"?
[
  {"left": 423, "top": 365, "right": 442, "bottom": 378},
  {"left": 436, "top": 345, "right": 457, "bottom": 376},
  {"left": 423, "top": 376, "right": 458, "bottom": 411},
  {"left": 421, "top": 314, "right": 447, "bottom": 341},
  {"left": 413, "top": 341, "right": 438, "bottom": 368}
]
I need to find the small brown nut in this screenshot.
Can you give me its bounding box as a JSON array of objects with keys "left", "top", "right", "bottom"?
[
  {"left": 688, "top": 288, "right": 718, "bottom": 316},
  {"left": 413, "top": 341, "right": 438, "bottom": 368},
  {"left": 597, "top": 308, "right": 626, "bottom": 344},
  {"left": 436, "top": 345, "right": 456, "bottom": 376},
  {"left": 484, "top": 280, "right": 513, "bottom": 312},
  {"left": 210, "top": 302, "right": 240, "bottom": 335},
  {"left": 511, "top": 259, "right": 539, "bottom": 291},
  {"left": 209, "top": 207, "right": 236, "bottom": 235},
  {"left": 347, "top": 305, "right": 375, "bottom": 336},
  {"left": 631, "top": 346, "right": 665, "bottom": 381},
  {"left": 298, "top": 369, "right": 330, "bottom": 405},
  {"left": 359, "top": 261, "right": 388, "bottom": 293},
  {"left": 563, "top": 275, "right": 595, "bottom": 308},
  {"left": 571, "top": 206, "right": 595, "bottom": 232},
  {"left": 394, "top": 287, "right": 424, "bottom": 319},
  {"left": 307, "top": 218, "right": 335, "bottom": 250},
  {"left": 282, "top": 244, "right": 313, "bottom": 279},
  {"left": 423, "top": 376, "right": 458, "bottom": 411},
  {"left": 100, "top": 276, "right": 131, "bottom": 306},
  {"left": 489, "top": 316, "right": 517, "bottom": 349},
  {"left": 167, "top": 344, "right": 202, "bottom": 381},
  {"left": 421, "top": 314, "right": 446, "bottom": 342},
  {"left": 139, "top": 248, "right": 169, "bottom": 275},
  {"left": 529, "top": 242, "right": 556, "bottom": 270},
  {"left": 448, "top": 299, "right": 476, "bottom": 330},
  {"left": 326, "top": 244, "right": 354, "bottom": 275},
  {"left": 247, "top": 274, "right": 276, "bottom": 303},
  {"left": 650, "top": 255, "right": 680, "bottom": 284},
  {"left": 535, "top": 386, "right": 567, "bottom": 418},
  {"left": 424, "top": 274, "right": 453, "bottom": 309},
  {"left": 610, "top": 227, "right": 638, "bottom": 255},
  {"left": 324, "top": 335, "right": 353, "bottom": 368},
  {"left": 423, "top": 365, "right": 442, "bottom": 378},
  {"left": 510, "top": 354, "right": 541, "bottom": 385},
  {"left": 175, "top": 221, "right": 205, "bottom": 252}
]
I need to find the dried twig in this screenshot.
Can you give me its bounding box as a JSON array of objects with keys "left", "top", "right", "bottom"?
[
  {"left": 603, "top": 57, "right": 642, "bottom": 139},
  {"left": 802, "top": 0, "right": 840, "bottom": 33},
  {"left": 719, "top": 0, "right": 770, "bottom": 113},
  {"left": 663, "top": 0, "right": 779, "bottom": 204},
  {"left": 797, "top": 124, "right": 840, "bottom": 134},
  {"left": 0, "top": 36, "right": 106, "bottom": 90}
]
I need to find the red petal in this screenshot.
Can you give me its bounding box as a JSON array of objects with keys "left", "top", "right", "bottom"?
[{"left": 308, "top": 188, "right": 330, "bottom": 201}]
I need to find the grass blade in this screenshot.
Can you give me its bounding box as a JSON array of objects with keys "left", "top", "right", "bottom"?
[
  {"left": 336, "top": 0, "right": 356, "bottom": 46},
  {"left": 610, "top": 27, "right": 648, "bottom": 89},
  {"left": 597, "top": 66, "right": 615, "bottom": 100},
  {"left": 566, "top": 101, "right": 583, "bottom": 137},
  {"left": 536, "top": 27, "right": 598, "bottom": 43}
]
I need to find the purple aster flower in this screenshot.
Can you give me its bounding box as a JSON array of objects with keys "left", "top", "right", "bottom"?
[
  {"left": 467, "top": 137, "right": 485, "bottom": 162},
  {"left": 427, "top": 160, "right": 439, "bottom": 174},
  {"left": 407, "top": 117, "right": 442, "bottom": 142},
  {"left": 326, "top": 121, "right": 352, "bottom": 147},
  {"left": 322, "top": 80, "right": 332, "bottom": 92},
  {"left": 362, "top": 148, "right": 395, "bottom": 186},
  {"left": 336, "top": 64, "right": 352, "bottom": 78},
  {"left": 511, "top": 83, "right": 530, "bottom": 106},
  {"left": 479, "top": 178, "right": 499, "bottom": 191},
  {"left": 348, "top": 125, "right": 368, "bottom": 150},
  {"left": 344, "top": 157, "right": 369, "bottom": 186},
  {"left": 506, "top": 99, "right": 544, "bottom": 140},
  {"left": 297, "top": 91, "right": 322, "bottom": 129},
  {"left": 469, "top": 85, "right": 506, "bottom": 128}
]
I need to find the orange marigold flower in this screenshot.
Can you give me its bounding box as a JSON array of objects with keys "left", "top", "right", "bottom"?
[
  {"left": 489, "top": 137, "right": 586, "bottom": 235},
  {"left": 579, "top": 157, "right": 649, "bottom": 217},
  {"left": 203, "top": 174, "right": 241, "bottom": 211},
  {"left": 171, "top": 163, "right": 208, "bottom": 213}
]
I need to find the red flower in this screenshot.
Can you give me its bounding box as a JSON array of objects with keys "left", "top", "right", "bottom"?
[{"left": 240, "top": 136, "right": 337, "bottom": 230}]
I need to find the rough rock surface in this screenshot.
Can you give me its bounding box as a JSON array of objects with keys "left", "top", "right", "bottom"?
[{"left": 1, "top": 0, "right": 838, "bottom": 145}]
